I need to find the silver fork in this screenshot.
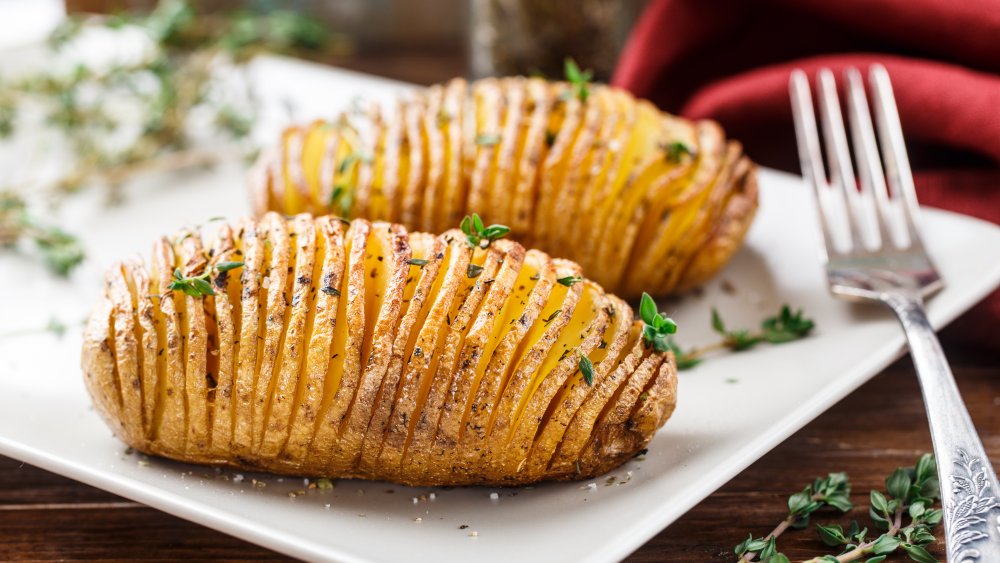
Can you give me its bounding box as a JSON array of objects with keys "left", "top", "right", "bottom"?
[{"left": 790, "top": 65, "right": 1000, "bottom": 561}]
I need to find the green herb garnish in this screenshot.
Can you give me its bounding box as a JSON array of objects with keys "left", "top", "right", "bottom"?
[
  {"left": 667, "top": 305, "right": 815, "bottom": 370},
  {"left": 542, "top": 309, "right": 561, "bottom": 324},
  {"left": 639, "top": 292, "right": 679, "bottom": 352},
  {"left": 337, "top": 151, "right": 373, "bottom": 174},
  {"left": 578, "top": 354, "right": 594, "bottom": 386},
  {"left": 475, "top": 133, "right": 500, "bottom": 147},
  {"left": 563, "top": 58, "right": 593, "bottom": 103},
  {"left": 406, "top": 258, "right": 429, "bottom": 268},
  {"left": 167, "top": 260, "right": 243, "bottom": 297},
  {"left": 330, "top": 185, "right": 352, "bottom": 216},
  {"left": 556, "top": 275, "right": 583, "bottom": 287},
  {"left": 662, "top": 141, "right": 694, "bottom": 163},
  {"left": 737, "top": 454, "right": 941, "bottom": 563},
  {"left": 460, "top": 213, "right": 510, "bottom": 249},
  {"left": 467, "top": 263, "right": 484, "bottom": 278}
]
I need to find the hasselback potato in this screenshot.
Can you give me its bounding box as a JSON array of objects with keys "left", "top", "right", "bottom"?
[
  {"left": 249, "top": 77, "right": 758, "bottom": 297},
  {"left": 82, "top": 214, "right": 677, "bottom": 486}
]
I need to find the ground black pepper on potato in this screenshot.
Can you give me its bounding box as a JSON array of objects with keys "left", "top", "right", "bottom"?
[
  {"left": 249, "top": 77, "right": 758, "bottom": 298},
  {"left": 82, "top": 214, "right": 677, "bottom": 486}
]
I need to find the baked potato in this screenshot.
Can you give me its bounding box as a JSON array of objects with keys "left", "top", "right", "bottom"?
[
  {"left": 248, "top": 77, "right": 758, "bottom": 297},
  {"left": 82, "top": 213, "right": 677, "bottom": 486}
]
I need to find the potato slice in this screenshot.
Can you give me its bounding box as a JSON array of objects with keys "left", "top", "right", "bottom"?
[
  {"left": 442, "top": 249, "right": 553, "bottom": 480},
  {"left": 546, "top": 85, "right": 604, "bottom": 252},
  {"left": 206, "top": 225, "right": 239, "bottom": 459},
  {"left": 532, "top": 90, "right": 584, "bottom": 249},
  {"left": 282, "top": 216, "right": 347, "bottom": 465},
  {"left": 676, "top": 157, "right": 758, "bottom": 292},
  {"left": 375, "top": 232, "right": 471, "bottom": 481},
  {"left": 399, "top": 98, "right": 427, "bottom": 228},
  {"left": 258, "top": 215, "right": 317, "bottom": 459},
  {"left": 107, "top": 263, "right": 144, "bottom": 449},
  {"left": 497, "top": 272, "right": 609, "bottom": 482},
  {"left": 487, "top": 78, "right": 526, "bottom": 228},
  {"left": 419, "top": 85, "right": 447, "bottom": 231},
  {"left": 82, "top": 288, "right": 123, "bottom": 438},
  {"left": 466, "top": 78, "right": 502, "bottom": 221},
  {"left": 357, "top": 232, "right": 444, "bottom": 475},
  {"left": 310, "top": 219, "right": 368, "bottom": 473},
  {"left": 509, "top": 78, "right": 552, "bottom": 235},
  {"left": 334, "top": 222, "right": 410, "bottom": 471},
  {"left": 408, "top": 239, "right": 524, "bottom": 483},
  {"left": 522, "top": 294, "right": 631, "bottom": 480},
  {"left": 439, "top": 78, "right": 469, "bottom": 228}
]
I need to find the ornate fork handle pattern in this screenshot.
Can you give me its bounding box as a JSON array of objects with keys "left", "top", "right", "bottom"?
[{"left": 884, "top": 293, "right": 1000, "bottom": 562}]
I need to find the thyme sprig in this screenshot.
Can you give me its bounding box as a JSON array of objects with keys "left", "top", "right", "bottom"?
[
  {"left": 736, "top": 455, "right": 941, "bottom": 563},
  {"left": 666, "top": 305, "right": 815, "bottom": 370},
  {"left": 460, "top": 213, "right": 510, "bottom": 249},
  {"left": 168, "top": 260, "right": 243, "bottom": 297},
  {"left": 0, "top": 0, "right": 333, "bottom": 275}
]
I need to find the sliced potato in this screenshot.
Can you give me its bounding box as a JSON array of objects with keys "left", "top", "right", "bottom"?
[
  {"left": 83, "top": 214, "right": 676, "bottom": 486},
  {"left": 251, "top": 79, "right": 756, "bottom": 298}
]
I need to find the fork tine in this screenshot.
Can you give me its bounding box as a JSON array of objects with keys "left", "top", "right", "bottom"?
[
  {"left": 869, "top": 64, "right": 923, "bottom": 246},
  {"left": 816, "top": 69, "right": 869, "bottom": 250},
  {"left": 844, "top": 67, "right": 895, "bottom": 248},
  {"left": 789, "top": 70, "right": 838, "bottom": 258}
]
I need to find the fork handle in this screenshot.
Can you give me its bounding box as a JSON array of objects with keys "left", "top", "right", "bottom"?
[{"left": 884, "top": 293, "right": 1000, "bottom": 562}]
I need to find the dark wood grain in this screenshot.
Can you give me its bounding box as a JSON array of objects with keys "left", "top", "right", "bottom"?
[{"left": 2, "top": 46, "right": 998, "bottom": 563}]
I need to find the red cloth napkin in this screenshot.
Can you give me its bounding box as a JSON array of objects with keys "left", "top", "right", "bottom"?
[{"left": 613, "top": 0, "right": 1000, "bottom": 350}]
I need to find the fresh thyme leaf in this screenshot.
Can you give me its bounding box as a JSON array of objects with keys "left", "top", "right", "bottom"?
[
  {"left": 406, "top": 258, "right": 429, "bottom": 267},
  {"left": 638, "top": 292, "right": 678, "bottom": 352},
  {"left": 459, "top": 213, "right": 510, "bottom": 248},
  {"left": 661, "top": 141, "right": 694, "bottom": 163},
  {"left": 563, "top": 58, "right": 593, "bottom": 103},
  {"left": 467, "top": 263, "right": 484, "bottom": 278},
  {"left": 214, "top": 260, "right": 244, "bottom": 272},
  {"left": 475, "top": 133, "right": 500, "bottom": 146},
  {"left": 557, "top": 275, "right": 583, "bottom": 287},
  {"left": 337, "top": 151, "right": 373, "bottom": 174},
  {"left": 542, "top": 309, "right": 561, "bottom": 324},
  {"left": 167, "top": 258, "right": 249, "bottom": 298},
  {"left": 321, "top": 285, "right": 340, "bottom": 297},
  {"left": 761, "top": 305, "right": 815, "bottom": 343},
  {"left": 330, "top": 185, "right": 353, "bottom": 215},
  {"left": 578, "top": 354, "right": 594, "bottom": 386}
]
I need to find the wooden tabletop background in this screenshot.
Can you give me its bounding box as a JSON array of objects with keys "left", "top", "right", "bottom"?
[{"left": 2, "top": 46, "right": 998, "bottom": 563}]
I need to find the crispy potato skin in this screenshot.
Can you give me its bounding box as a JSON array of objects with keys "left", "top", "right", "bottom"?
[
  {"left": 82, "top": 214, "right": 676, "bottom": 486},
  {"left": 248, "top": 79, "right": 758, "bottom": 298}
]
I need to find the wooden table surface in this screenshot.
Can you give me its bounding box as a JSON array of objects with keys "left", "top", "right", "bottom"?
[{"left": 2, "top": 48, "right": 998, "bottom": 563}]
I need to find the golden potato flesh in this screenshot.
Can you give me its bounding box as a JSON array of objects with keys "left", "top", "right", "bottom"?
[
  {"left": 248, "top": 78, "right": 758, "bottom": 297},
  {"left": 81, "top": 214, "right": 677, "bottom": 486}
]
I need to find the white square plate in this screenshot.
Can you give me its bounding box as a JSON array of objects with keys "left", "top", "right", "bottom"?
[{"left": 1, "top": 57, "right": 999, "bottom": 563}]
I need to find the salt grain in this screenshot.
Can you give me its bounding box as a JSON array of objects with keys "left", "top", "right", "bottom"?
[
  {"left": 489, "top": 492, "right": 499, "bottom": 501},
  {"left": 233, "top": 473, "right": 245, "bottom": 483}
]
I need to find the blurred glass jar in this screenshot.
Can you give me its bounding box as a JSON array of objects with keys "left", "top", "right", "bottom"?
[{"left": 469, "top": 0, "right": 645, "bottom": 81}]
